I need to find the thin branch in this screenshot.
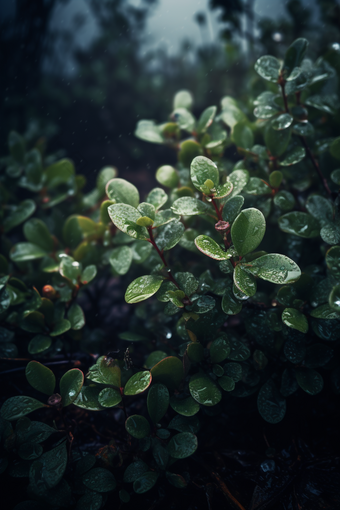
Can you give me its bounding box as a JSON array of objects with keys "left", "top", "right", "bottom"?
[{"left": 299, "top": 136, "right": 333, "bottom": 198}]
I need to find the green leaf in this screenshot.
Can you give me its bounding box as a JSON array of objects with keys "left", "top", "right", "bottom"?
[
  {"left": 28, "top": 335, "right": 52, "bottom": 355},
  {"left": 224, "top": 362, "right": 243, "bottom": 381},
  {"left": 273, "top": 190, "right": 295, "bottom": 211},
  {"left": 244, "top": 177, "right": 272, "bottom": 196},
  {"left": 60, "top": 369, "right": 84, "bottom": 406},
  {"left": 97, "top": 357, "right": 121, "bottom": 387},
  {"left": 82, "top": 467, "right": 116, "bottom": 492},
  {"left": 25, "top": 361, "right": 56, "bottom": 396},
  {"left": 125, "top": 415, "right": 150, "bottom": 439},
  {"left": 73, "top": 386, "right": 104, "bottom": 411},
  {"left": 329, "top": 283, "right": 340, "bottom": 312},
  {"left": 175, "top": 272, "right": 198, "bottom": 296},
  {"left": 190, "top": 156, "right": 219, "bottom": 193},
  {"left": 106, "top": 178, "right": 139, "bottom": 208},
  {"left": 330, "top": 137, "right": 340, "bottom": 160},
  {"left": 172, "top": 107, "right": 196, "bottom": 132},
  {"left": 171, "top": 197, "right": 210, "bottom": 216},
  {"left": 124, "top": 371, "right": 152, "bottom": 396},
  {"left": 326, "top": 246, "right": 340, "bottom": 278},
  {"left": 210, "top": 335, "right": 231, "bottom": 363},
  {"left": 257, "top": 380, "right": 286, "bottom": 423},
  {"left": 197, "top": 106, "right": 217, "bottom": 134},
  {"left": 3, "top": 200, "right": 36, "bottom": 233},
  {"left": 292, "top": 121, "right": 314, "bottom": 137},
  {"left": 124, "top": 460, "right": 149, "bottom": 483},
  {"left": 170, "top": 395, "right": 200, "bottom": 416},
  {"left": 245, "top": 253, "right": 301, "bottom": 284},
  {"left": 173, "top": 90, "right": 193, "bottom": 110},
  {"left": 1, "top": 396, "right": 45, "bottom": 421},
  {"left": 167, "top": 432, "right": 197, "bottom": 459},
  {"left": 156, "top": 221, "right": 185, "bottom": 251},
  {"left": 310, "top": 304, "right": 340, "bottom": 319},
  {"left": 146, "top": 188, "right": 168, "bottom": 210},
  {"left": 68, "top": 303, "right": 85, "bottom": 330},
  {"left": 125, "top": 275, "right": 163, "bottom": 304},
  {"left": 156, "top": 165, "right": 179, "bottom": 188},
  {"left": 271, "top": 114, "right": 293, "bottom": 131},
  {"left": 76, "top": 494, "right": 103, "bottom": 510},
  {"left": 81, "top": 265, "right": 97, "bottom": 284},
  {"left": 179, "top": 140, "right": 203, "bottom": 168},
  {"left": 283, "top": 38, "right": 309, "bottom": 78},
  {"left": 189, "top": 372, "right": 222, "bottom": 406},
  {"left": 144, "top": 351, "right": 168, "bottom": 369},
  {"left": 108, "top": 203, "right": 148, "bottom": 240},
  {"left": 44, "top": 159, "right": 74, "bottom": 188},
  {"left": 282, "top": 308, "right": 308, "bottom": 333},
  {"left": 135, "top": 120, "right": 163, "bottom": 144},
  {"left": 119, "top": 331, "right": 148, "bottom": 342},
  {"left": 222, "top": 287, "right": 242, "bottom": 315},
  {"left": 279, "top": 146, "right": 305, "bottom": 166},
  {"left": 220, "top": 96, "right": 246, "bottom": 128},
  {"left": 109, "top": 246, "right": 133, "bottom": 275},
  {"left": 23, "top": 219, "right": 54, "bottom": 252},
  {"left": 50, "top": 318, "right": 71, "bottom": 337},
  {"left": 147, "top": 383, "right": 169, "bottom": 423},
  {"left": 96, "top": 166, "right": 117, "bottom": 195},
  {"left": 295, "top": 368, "right": 323, "bottom": 395},
  {"left": 166, "top": 472, "right": 187, "bottom": 488},
  {"left": 218, "top": 376, "right": 235, "bottom": 392},
  {"left": 59, "top": 257, "right": 82, "bottom": 285},
  {"left": 213, "top": 181, "right": 233, "bottom": 199},
  {"left": 222, "top": 196, "right": 244, "bottom": 224},
  {"left": 253, "top": 104, "right": 278, "bottom": 119},
  {"left": 278, "top": 212, "right": 320, "bottom": 238},
  {"left": 234, "top": 265, "right": 257, "bottom": 296},
  {"left": 233, "top": 122, "right": 254, "bottom": 149},
  {"left": 98, "top": 387, "right": 122, "bottom": 407},
  {"left": 10, "top": 242, "right": 47, "bottom": 262},
  {"left": 231, "top": 208, "right": 266, "bottom": 256},
  {"left": 264, "top": 124, "right": 291, "bottom": 157},
  {"left": 228, "top": 169, "right": 249, "bottom": 197},
  {"left": 254, "top": 55, "right": 281, "bottom": 82},
  {"left": 321, "top": 223, "right": 340, "bottom": 245},
  {"left": 195, "top": 235, "right": 231, "bottom": 261},
  {"left": 133, "top": 472, "right": 159, "bottom": 494},
  {"left": 151, "top": 356, "right": 184, "bottom": 390},
  {"left": 228, "top": 336, "right": 251, "bottom": 361}
]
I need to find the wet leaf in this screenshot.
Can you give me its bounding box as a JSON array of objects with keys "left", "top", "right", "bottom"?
[
  {"left": 124, "top": 371, "right": 152, "bottom": 396},
  {"left": 254, "top": 55, "right": 281, "bottom": 82},
  {"left": 167, "top": 432, "right": 197, "bottom": 459},
  {"left": 231, "top": 208, "right": 266, "bottom": 256},
  {"left": 190, "top": 156, "right": 219, "bottom": 193},
  {"left": 133, "top": 472, "right": 159, "bottom": 494},
  {"left": 98, "top": 387, "right": 122, "bottom": 407},
  {"left": 189, "top": 372, "right": 222, "bottom": 406},
  {"left": 125, "top": 275, "right": 163, "bottom": 304},
  {"left": 108, "top": 203, "right": 148, "bottom": 240},
  {"left": 151, "top": 357, "right": 184, "bottom": 390},
  {"left": 295, "top": 368, "right": 323, "bottom": 395},
  {"left": 3, "top": 200, "right": 36, "bottom": 233},
  {"left": 156, "top": 165, "right": 179, "bottom": 188},
  {"left": 125, "top": 415, "right": 150, "bottom": 438},
  {"left": 1, "top": 397, "right": 45, "bottom": 421},
  {"left": 147, "top": 384, "right": 169, "bottom": 423},
  {"left": 60, "top": 369, "right": 84, "bottom": 406},
  {"left": 257, "top": 379, "right": 286, "bottom": 423},
  {"left": 25, "top": 361, "right": 56, "bottom": 396},
  {"left": 82, "top": 467, "right": 116, "bottom": 492},
  {"left": 278, "top": 212, "right": 320, "bottom": 238},
  {"left": 195, "top": 235, "right": 231, "bottom": 260},
  {"left": 234, "top": 265, "right": 257, "bottom": 296},
  {"left": 245, "top": 253, "right": 301, "bottom": 284},
  {"left": 170, "top": 395, "right": 200, "bottom": 416},
  {"left": 282, "top": 308, "right": 308, "bottom": 333},
  {"left": 109, "top": 246, "right": 133, "bottom": 275}
]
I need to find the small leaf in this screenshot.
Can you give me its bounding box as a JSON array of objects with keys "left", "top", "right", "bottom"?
[
  {"left": 106, "top": 178, "right": 139, "bottom": 207},
  {"left": 218, "top": 376, "right": 235, "bottom": 392},
  {"left": 282, "top": 308, "right": 308, "bottom": 333},
  {"left": 135, "top": 120, "right": 163, "bottom": 144},
  {"left": 244, "top": 177, "right": 272, "bottom": 196},
  {"left": 173, "top": 90, "right": 193, "bottom": 110},
  {"left": 73, "top": 386, "right": 104, "bottom": 411},
  {"left": 82, "top": 467, "right": 116, "bottom": 492},
  {"left": 254, "top": 55, "right": 281, "bottom": 82},
  {"left": 213, "top": 181, "right": 233, "bottom": 199},
  {"left": 172, "top": 107, "right": 196, "bottom": 132},
  {"left": 125, "top": 275, "right": 163, "bottom": 304},
  {"left": 329, "top": 283, "right": 340, "bottom": 312},
  {"left": 28, "top": 335, "right": 52, "bottom": 355},
  {"left": 23, "top": 219, "right": 54, "bottom": 252},
  {"left": 310, "top": 304, "right": 340, "bottom": 320},
  {"left": 171, "top": 197, "right": 210, "bottom": 216},
  {"left": 167, "top": 432, "right": 197, "bottom": 459},
  {"left": 197, "top": 106, "right": 217, "bottom": 134},
  {"left": 60, "top": 369, "right": 84, "bottom": 406},
  {"left": 133, "top": 472, "right": 159, "bottom": 494},
  {"left": 147, "top": 384, "right": 169, "bottom": 423},
  {"left": 125, "top": 415, "right": 150, "bottom": 439},
  {"left": 278, "top": 212, "right": 320, "bottom": 238},
  {"left": 109, "top": 246, "right": 133, "bottom": 275},
  {"left": 146, "top": 188, "right": 168, "bottom": 210},
  {"left": 156, "top": 221, "right": 185, "bottom": 251},
  {"left": 273, "top": 190, "right": 295, "bottom": 211},
  {"left": 68, "top": 303, "right": 85, "bottom": 330},
  {"left": 98, "top": 387, "right": 122, "bottom": 407},
  {"left": 81, "top": 265, "right": 97, "bottom": 284},
  {"left": 234, "top": 265, "right": 257, "bottom": 297},
  {"left": 97, "top": 166, "right": 117, "bottom": 194},
  {"left": 1, "top": 396, "right": 45, "bottom": 421},
  {"left": 210, "top": 336, "right": 230, "bottom": 363},
  {"left": 222, "top": 287, "right": 242, "bottom": 315},
  {"left": 10, "top": 242, "right": 47, "bottom": 263},
  {"left": 295, "top": 368, "right": 323, "bottom": 395},
  {"left": 25, "top": 361, "right": 56, "bottom": 396},
  {"left": 124, "top": 371, "right": 152, "bottom": 396},
  {"left": 190, "top": 156, "right": 219, "bottom": 193},
  {"left": 283, "top": 38, "right": 309, "bottom": 78},
  {"left": 264, "top": 124, "right": 291, "bottom": 157},
  {"left": 124, "top": 460, "right": 149, "bottom": 482},
  {"left": 156, "top": 165, "right": 179, "bottom": 188},
  {"left": 151, "top": 356, "right": 184, "bottom": 390},
  {"left": 245, "top": 253, "right": 301, "bottom": 284},
  {"left": 228, "top": 169, "right": 249, "bottom": 197},
  {"left": 189, "top": 372, "right": 222, "bottom": 406},
  {"left": 271, "top": 114, "right": 293, "bottom": 131},
  {"left": 231, "top": 208, "right": 266, "bottom": 256},
  {"left": 3, "top": 200, "right": 36, "bottom": 233},
  {"left": 108, "top": 203, "right": 148, "bottom": 240},
  {"left": 279, "top": 146, "right": 305, "bottom": 166},
  {"left": 195, "top": 235, "right": 231, "bottom": 261},
  {"left": 170, "top": 395, "right": 200, "bottom": 416}
]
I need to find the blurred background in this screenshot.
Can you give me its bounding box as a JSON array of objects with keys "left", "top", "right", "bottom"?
[{"left": 1, "top": 0, "right": 340, "bottom": 189}]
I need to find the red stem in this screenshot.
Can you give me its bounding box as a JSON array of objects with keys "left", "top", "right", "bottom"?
[{"left": 211, "top": 197, "right": 223, "bottom": 221}]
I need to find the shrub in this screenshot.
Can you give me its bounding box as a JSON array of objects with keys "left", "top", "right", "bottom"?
[{"left": 1, "top": 38, "right": 340, "bottom": 508}]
